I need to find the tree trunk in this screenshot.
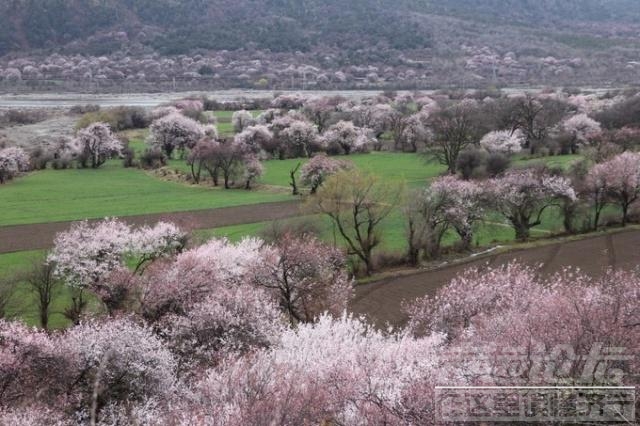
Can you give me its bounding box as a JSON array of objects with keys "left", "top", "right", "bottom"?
[
  {"left": 407, "top": 246, "right": 420, "bottom": 267},
  {"left": 289, "top": 163, "right": 301, "bottom": 195},
  {"left": 562, "top": 201, "right": 577, "bottom": 234},
  {"left": 456, "top": 228, "right": 473, "bottom": 251},
  {"left": 362, "top": 255, "right": 373, "bottom": 276},
  {"left": 191, "top": 162, "right": 201, "bottom": 184},
  {"left": 513, "top": 221, "right": 530, "bottom": 241},
  {"left": 39, "top": 305, "right": 49, "bottom": 330},
  {"left": 592, "top": 194, "right": 607, "bottom": 231}
]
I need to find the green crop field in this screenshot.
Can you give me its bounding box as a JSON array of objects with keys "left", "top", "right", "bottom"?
[
  {"left": 260, "top": 152, "right": 447, "bottom": 188},
  {"left": 0, "top": 161, "right": 293, "bottom": 226}
]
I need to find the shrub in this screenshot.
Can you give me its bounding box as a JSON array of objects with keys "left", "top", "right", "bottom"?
[
  {"left": 69, "top": 104, "right": 100, "bottom": 114},
  {"left": 4, "top": 109, "right": 46, "bottom": 125},
  {"left": 76, "top": 107, "right": 150, "bottom": 131},
  {"left": 122, "top": 146, "right": 136, "bottom": 168},
  {"left": 485, "top": 152, "right": 510, "bottom": 177},
  {"left": 139, "top": 148, "right": 167, "bottom": 169},
  {"left": 456, "top": 148, "right": 486, "bottom": 180},
  {"left": 30, "top": 147, "right": 51, "bottom": 170}
]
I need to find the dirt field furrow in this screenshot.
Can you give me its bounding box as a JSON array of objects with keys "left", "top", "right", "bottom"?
[
  {"left": 350, "top": 231, "right": 640, "bottom": 328},
  {"left": 0, "top": 200, "right": 302, "bottom": 254}
]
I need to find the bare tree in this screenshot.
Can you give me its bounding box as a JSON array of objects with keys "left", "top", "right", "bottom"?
[
  {"left": 426, "top": 101, "right": 482, "bottom": 174},
  {"left": 25, "top": 259, "right": 61, "bottom": 330},
  {"left": 0, "top": 277, "right": 17, "bottom": 320},
  {"left": 289, "top": 162, "right": 301, "bottom": 195},
  {"left": 509, "top": 94, "right": 569, "bottom": 154},
  {"left": 312, "top": 169, "right": 403, "bottom": 275}
]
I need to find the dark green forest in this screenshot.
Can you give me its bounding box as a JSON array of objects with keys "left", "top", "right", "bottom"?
[{"left": 1, "top": 0, "right": 637, "bottom": 56}]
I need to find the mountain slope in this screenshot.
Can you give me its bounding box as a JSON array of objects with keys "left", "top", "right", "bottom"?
[
  {"left": 3, "top": 0, "right": 639, "bottom": 56},
  {"left": 0, "top": 0, "right": 435, "bottom": 55},
  {"left": 1, "top": 0, "right": 640, "bottom": 89}
]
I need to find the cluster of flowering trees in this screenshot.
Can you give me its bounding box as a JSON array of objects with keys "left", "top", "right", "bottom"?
[
  {"left": 0, "top": 220, "right": 365, "bottom": 425},
  {"left": 47, "top": 219, "right": 352, "bottom": 327},
  {"left": 585, "top": 151, "right": 640, "bottom": 227},
  {"left": 148, "top": 112, "right": 205, "bottom": 159},
  {"left": 305, "top": 91, "right": 640, "bottom": 177},
  {"left": 406, "top": 176, "right": 486, "bottom": 262},
  {"left": 254, "top": 91, "right": 610, "bottom": 175},
  {"left": 1, "top": 121, "right": 122, "bottom": 184},
  {"left": 3, "top": 121, "right": 122, "bottom": 177},
  {"left": 406, "top": 147, "right": 640, "bottom": 262},
  {"left": 75, "top": 123, "right": 123, "bottom": 168},
  {"left": 146, "top": 105, "right": 265, "bottom": 189},
  {"left": 2, "top": 213, "right": 638, "bottom": 424},
  {"left": 405, "top": 167, "right": 572, "bottom": 260},
  {"left": 186, "top": 136, "right": 262, "bottom": 189},
  {"left": 406, "top": 262, "right": 640, "bottom": 392},
  {"left": 144, "top": 95, "right": 387, "bottom": 189},
  {"left": 258, "top": 108, "right": 376, "bottom": 159},
  {"left": 0, "top": 146, "right": 30, "bottom": 183}
]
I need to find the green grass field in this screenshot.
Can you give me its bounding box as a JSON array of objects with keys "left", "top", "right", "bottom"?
[
  {"left": 260, "top": 152, "right": 447, "bottom": 188},
  {"left": 214, "top": 110, "right": 263, "bottom": 137},
  {"left": 170, "top": 151, "right": 581, "bottom": 192},
  {"left": 0, "top": 161, "right": 293, "bottom": 226},
  {"left": 514, "top": 154, "right": 581, "bottom": 170}
]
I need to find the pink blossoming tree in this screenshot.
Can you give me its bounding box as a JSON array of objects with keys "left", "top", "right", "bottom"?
[
  {"left": 74, "top": 122, "right": 122, "bottom": 169},
  {"left": 486, "top": 168, "right": 576, "bottom": 240},
  {"left": 586, "top": 151, "right": 640, "bottom": 226},
  {"left": 300, "top": 154, "right": 352, "bottom": 194},
  {"left": 249, "top": 234, "right": 353, "bottom": 324},
  {"left": 148, "top": 112, "right": 205, "bottom": 158},
  {"left": 479, "top": 129, "right": 524, "bottom": 154},
  {"left": 0, "top": 146, "right": 30, "bottom": 183}
]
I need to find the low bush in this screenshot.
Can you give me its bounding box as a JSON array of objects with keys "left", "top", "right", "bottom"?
[
  {"left": 139, "top": 148, "right": 167, "bottom": 169},
  {"left": 76, "top": 107, "right": 150, "bottom": 131},
  {"left": 3, "top": 109, "right": 47, "bottom": 125},
  {"left": 69, "top": 104, "right": 100, "bottom": 114}
]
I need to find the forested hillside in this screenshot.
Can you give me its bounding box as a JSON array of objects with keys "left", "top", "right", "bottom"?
[
  {"left": 1, "top": 0, "right": 639, "bottom": 89},
  {"left": 0, "top": 0, "right": 433, "bottom": 55},
  {"left": 2, "top": 0, "right": 638, "bottom": 56}
]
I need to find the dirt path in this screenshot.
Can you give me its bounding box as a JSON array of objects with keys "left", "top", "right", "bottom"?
[
  {"left": 350, "top": 230, "right": 640, "bottom": 328},
  {"left": 0, "top": 200, "right": 301, "bottom": 254}
]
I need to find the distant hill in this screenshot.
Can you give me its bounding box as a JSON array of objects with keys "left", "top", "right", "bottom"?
[
  {"left": 1, "top": 0, "right": 640, "bottom": 89},
  {"left": 0, "top": 0, "right": 434, "bottom": 56},
  {"left": 2, "top": 0, "right": 639, "bottom": 56}
]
